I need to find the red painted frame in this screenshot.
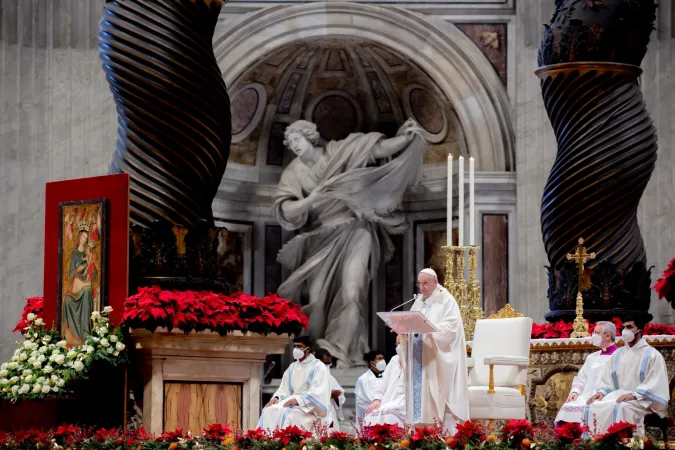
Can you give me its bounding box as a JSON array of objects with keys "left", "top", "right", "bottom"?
[{"left": 43, "top": 174, "right": 129, "bottom": 328}]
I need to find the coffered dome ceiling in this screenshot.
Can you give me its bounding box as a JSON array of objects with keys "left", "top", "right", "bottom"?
[{"left": 226, "top": 37, "right": 465, "bottom": 173}]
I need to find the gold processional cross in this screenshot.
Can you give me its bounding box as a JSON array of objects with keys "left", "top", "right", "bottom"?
[{"left": 566, "top": 237, "right": 596, "bottom": 338}]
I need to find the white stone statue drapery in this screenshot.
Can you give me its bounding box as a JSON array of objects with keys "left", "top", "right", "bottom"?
[{"left": 273, "top": 119, "right": 426, "bottom": 367}]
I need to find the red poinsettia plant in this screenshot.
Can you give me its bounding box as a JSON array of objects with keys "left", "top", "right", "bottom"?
[
  {"left": 122, "top": 286, "right": 308, "bottom": 336},
  {"left": 532, "top": 316, "right": 675, "bottom": 339},
  {"left": 654, "top": 257, "right": 675, "bottom": 305},
  {"left": 202, "top": 424, "right": 233, "bottom": 442},
  {"left": 448, "top": 420, "right": 486, "bottom": 449},
  {"left": 273, "top": 425, "right": 313, "bottom": 446},
  {"left": 409, "top": 423, "right": 449, "bottom": 449},
  {"left": 236, "top": 428, "right": 270, "bottom": 449},
  {"left": 553, "top": 422, "right": 586, "bottom": 445},
  {"left": 320, "top": 431, "right": 358, "bottom": 449},
  {"left": 358, "top": 423, "right": 406, "bottom": 446},
  {"left": 13, "top": 296, "right": 44, "bottom": 333},
  {"left": 594, "top": 422, "right": 635, "bottom": 446},
  {"left": 501, "top": 419, "right": 534, "bottom": 448}
]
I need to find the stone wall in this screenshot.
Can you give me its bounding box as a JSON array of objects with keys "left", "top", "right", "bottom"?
[{"left": 0, "top": 0, "right": 115, "bottom": 362}]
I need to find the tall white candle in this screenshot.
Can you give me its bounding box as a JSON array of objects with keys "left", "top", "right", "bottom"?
[
  {"left": 458, "top": 156, "right": 464, "bottom": 246},
  {"left": 447, "top": 154, "right": 453, "bottom": 246},
  {"left": 469, "top": 157, "right": 475, "bottom": 245}
]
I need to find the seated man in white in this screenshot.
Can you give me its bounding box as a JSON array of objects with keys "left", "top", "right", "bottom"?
[
  {"left": 354, "top": 349, "right": 385, "bottom": 422},
  {"left": 586, "top": 316, "right": 670, "bottom": 435},
  {"left": 316, "top": 348, "right": 346, "bottom": 431},
  {"left": 258, "top": 336, "right": 331, "bottom": 432},
  {"left": 556, "top": 321, "right": 618, "bottom": 424},
  {"left": 363, "top": 334, "right": 405, "bottom": 426}
]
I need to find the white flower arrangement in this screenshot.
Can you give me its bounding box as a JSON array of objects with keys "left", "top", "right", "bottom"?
[{"left": 0, "top": 308, "right": 127, "bottom": 401}]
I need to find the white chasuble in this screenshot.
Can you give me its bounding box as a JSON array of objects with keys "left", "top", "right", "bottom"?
[
  {"left": 364, "top": 354, "right": 406, "bottom": 426},
  {"left": 585, "top": 339, "right": 669, "bottom": 435},
  {"left": 258, "top": 355, "right": 331, "bottom": 433},
  {"left": 327, "top": 372, "right": 346, "bottom": 431},
  {"left": 556, "top": 345, "right": 616, "bottom": 424},
  {"left": 354, "top": 370, "right": 382, "bottom": 422},
  {"left": 407, "top": 285, "right": 470, "bottom": 431}
]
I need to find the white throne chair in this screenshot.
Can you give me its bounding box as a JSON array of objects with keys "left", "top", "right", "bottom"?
[{"left": 467, "top": 305, "right": 532, "bottom": 429}]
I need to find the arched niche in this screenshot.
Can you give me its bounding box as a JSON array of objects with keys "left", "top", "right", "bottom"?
[{"left": 213, "top": 2, "right": 515, "bottom": 171}]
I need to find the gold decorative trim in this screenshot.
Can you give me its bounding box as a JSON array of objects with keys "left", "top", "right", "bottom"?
[
  {"left": 488, "top": 364, "right": 495, "bottom": 394},
  {"left": 488, "top": 304, "right": 524, "bottom": 319}
]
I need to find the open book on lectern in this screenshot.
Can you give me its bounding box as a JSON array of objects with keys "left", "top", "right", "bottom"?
[{"left": 376, "top": 311, "right": 439, "bottom": 334}]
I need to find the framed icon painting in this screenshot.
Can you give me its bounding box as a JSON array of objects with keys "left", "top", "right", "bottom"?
[{"left": 57, "top": 199, "right": 107, "bottom": 347}]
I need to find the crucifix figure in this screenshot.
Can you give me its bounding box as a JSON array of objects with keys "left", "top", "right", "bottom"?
[{"left": 566, "top": 238, "right": 596, "bottom": 338}]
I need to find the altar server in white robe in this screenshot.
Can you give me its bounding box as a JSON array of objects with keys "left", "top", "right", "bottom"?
[
  {"left": 354, "top": 349, "right": 385, "bottom": 422},
  {"left": 364, "top": 335, "right": 406, "bottom": 426},
  {"left": 316, "top": 349, "right": 346, "bottom": 431},
  {"left": 258, "top": 336, "right": 331, "bottom": 432},
  {"left": 586, "top": 317, "right": 670, "bottom": 435},
  {"left": 404, "top": 268, "right": 470, "bottom": 434},
  {"left": 556, "top": 321, "right": 618, "bottom": 424}
]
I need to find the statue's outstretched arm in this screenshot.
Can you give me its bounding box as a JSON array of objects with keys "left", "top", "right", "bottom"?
[{"left": 371, "top": 118, "right": 424, "bottom": 158}]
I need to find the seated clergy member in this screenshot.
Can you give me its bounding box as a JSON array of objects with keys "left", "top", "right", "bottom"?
[
  {"left": 258, "top": 336, "right": 331, "bottom": 432},
  {"left": 354, "top": 349, "right": 386, "bottom": 422},
  {"left": 406, "top": 268, "right": 469, "bottom": 433},
  {"left": 585, "top": 316, "right": 670, "bottom": 435},
  {"left": 556, "top": 321, "right": 618, "bottom": 424},
  {"left": 363, "top": 334, "right": 406, "bottom": 426},
  {"left": 315, "top": 348, "right": 346, "bottom": 431}
]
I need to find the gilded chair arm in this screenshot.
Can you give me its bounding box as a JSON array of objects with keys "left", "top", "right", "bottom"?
[
  {"left": 483, "top": 355, "right": 529, "bottom": 366},
  {"left": 466, "top": 357, "right": 475, "bottom": 369}
]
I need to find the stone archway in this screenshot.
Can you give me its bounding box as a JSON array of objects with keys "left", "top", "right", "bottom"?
[{"left": 213, "top": 2, "right": 515, "bottom": 171}]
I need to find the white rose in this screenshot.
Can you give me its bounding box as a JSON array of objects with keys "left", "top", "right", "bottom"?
[
  {"left": 39, "top": 346, "right": 48, "bottom": 354},
  {"left": 37, "top": 354, "right": 46, "bottom": 362},
  {"left": 115, "top": 342, "right": 126, "bottom": 352},
  {"left": 54, "top": 354, "right": 65, "bottom": 365},
  {"left": 22, "top": 369, "right": 32, "bottom": 376},
  {"left": 18, "top": 384, "right": 29, "bottom": 394},
  {"left": 43, "top": 365, "right": 54, "bottom": 374},
  {"left": 91, "top": 311, "right": 101, "bottom": 320},
  {"left": 51, "top": 374, "right": 58, "bottom": 381},
  {"left": 23, "top": 375, "right": 32, "bottom": 383},
  {"left": 57, "top": 340, "right": 67, "bottom": 348},
  {"left": 32, "top": 383, "right": 42, "bottom": 393},
  {"left": 100, "top": 339, "right": 110, "bottom": 347},
  {"left": 107, "top": 347, "right": 114, "bottom": 354},
  {"left": 67, "top": 350, "right": 77, "bottom": 360},
  {"left": 52, "top": 386, "right": 59, "bottom": 392},
  {"left": 86, "top": 346, "right": 95, "bottom": 354},
  {"left": 56, "top": 378, "right": 65, "bottom": 387},
  {"left": 103, "top": 306, "right": 113, "bottom": 314},
  {"left": 26, "top": 313, "right": 36, "bottom": 321},
  {"left": 42, "top": 335, "right": 51, "bottom": 343},
  {"left": 9, "top": 362, "right": 19, "bottom": 370},
  {"left": 98, "top": 327, "right": 108, "bottom": 336},
  {"left": 9, "top": 377, "right": 18, "bottom": 385},
  {"left": 113, "top": 351, "right": 119, "bottom": 357},
  {"left": 11, "top": 385, "right": 19, "bottom": 394},
  {"left": 49, "top": 355, "right": 56, "bottom": 362},
  {"left": 0, "top": 378, "right": 7, "bottom": 385},
  {"left": 41, "top": 385, "right": 51, "bottom": 394},
  {"left": 90, "top": 337, "right": 100, "bottom": 343},
  {"left": 35, "top": 318, "right": 44, "bottom": 326},
  {"left": 110, "top": 335, "right": 118, "bottom": 343},
  {"left": 28, "top": 357, "right": 36, "bottom": 364},
  {"left": 1, "top": 363, "right": 7, "bottom": 370},
  {"left": 37, "top": 377, "right": 46, "bottom": 384},
  {"left": 0, "top": 370, "right": 7, "bottom": 377},
  {"left": 74, "top": 361, "right": 85, "bottom": 372}
]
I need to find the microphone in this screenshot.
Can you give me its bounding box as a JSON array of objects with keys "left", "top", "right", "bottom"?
[{"left": 390, "top": 296, "right": 417, "bottom": 311}]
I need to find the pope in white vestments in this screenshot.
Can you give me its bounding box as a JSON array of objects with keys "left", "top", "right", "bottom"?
[
  {"left": 586, "top": 318, "right": 670, "bottom": 435},
  {"left": 258, "top": 336, "right": 331, "bottom": 432},
  {"left": 556, "top": 321, "right": 618, "bottom": 424},
  {"left": 364, "top": 336, "right": 406, "bottom": 426},
  {"left": 354, "top": 350, "right": 385, "bottom": 422},
  {"left": 405, "top": 268, "right": 470, "bottom": 433}
]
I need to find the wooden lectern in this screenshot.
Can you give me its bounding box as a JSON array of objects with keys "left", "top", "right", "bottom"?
[{"left": 377, "top": 311, "right": 438, "bottom": 424}]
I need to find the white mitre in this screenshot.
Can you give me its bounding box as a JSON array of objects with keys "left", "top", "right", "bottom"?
[{"left": 419, "top": 268, "right": 438, "bottom": 279}]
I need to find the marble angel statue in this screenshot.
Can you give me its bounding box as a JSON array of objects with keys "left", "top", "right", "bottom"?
[{"left": 273, "top": 118, "right": 426, "bottom": 367}]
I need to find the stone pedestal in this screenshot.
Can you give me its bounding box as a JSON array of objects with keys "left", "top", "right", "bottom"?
[{"left": 131, "top": 329, "right": 289, "bottom": 434}]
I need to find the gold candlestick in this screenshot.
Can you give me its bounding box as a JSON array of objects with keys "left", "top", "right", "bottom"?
[
  {"left": 466, "top": 246, "right": 483, "bottom": 340},
  {"left": 566, "top": 238, "right": 596, "bottom": 338},
  {"left": 442, "top": 245, "right": 456, "bottom": 297}
]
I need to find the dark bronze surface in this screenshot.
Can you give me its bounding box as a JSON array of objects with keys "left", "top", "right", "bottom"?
[{"left": 99, "top": 0, "right": 231, "bottom": 226}]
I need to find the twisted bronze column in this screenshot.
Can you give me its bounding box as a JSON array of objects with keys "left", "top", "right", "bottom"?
[
  {"left": 537, "top": 0, "right": 657, "bottom": 321},
  {"left": 99, "top": 0, "right": 231, "bottom": 226}
]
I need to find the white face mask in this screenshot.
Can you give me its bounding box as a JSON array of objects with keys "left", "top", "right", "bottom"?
[
  {"left": 590, "top": 333, "right": 603, "bottom": 347},
  {"left": 621, "top": 329, "right": 635, "bottom": 343},
  {"left": 293, "top": 348, "right": 305, "bottom": 360},
  {"left": 375, "top": 360, "right": 387, "bottom": 372}
]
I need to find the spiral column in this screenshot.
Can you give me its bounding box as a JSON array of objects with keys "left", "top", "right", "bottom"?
[
  {"left": 99, "top": 0, "right": 231, "bottom": 227},
  {"left": 538, "top": 63, "right": 657, "bottom": 321}
]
